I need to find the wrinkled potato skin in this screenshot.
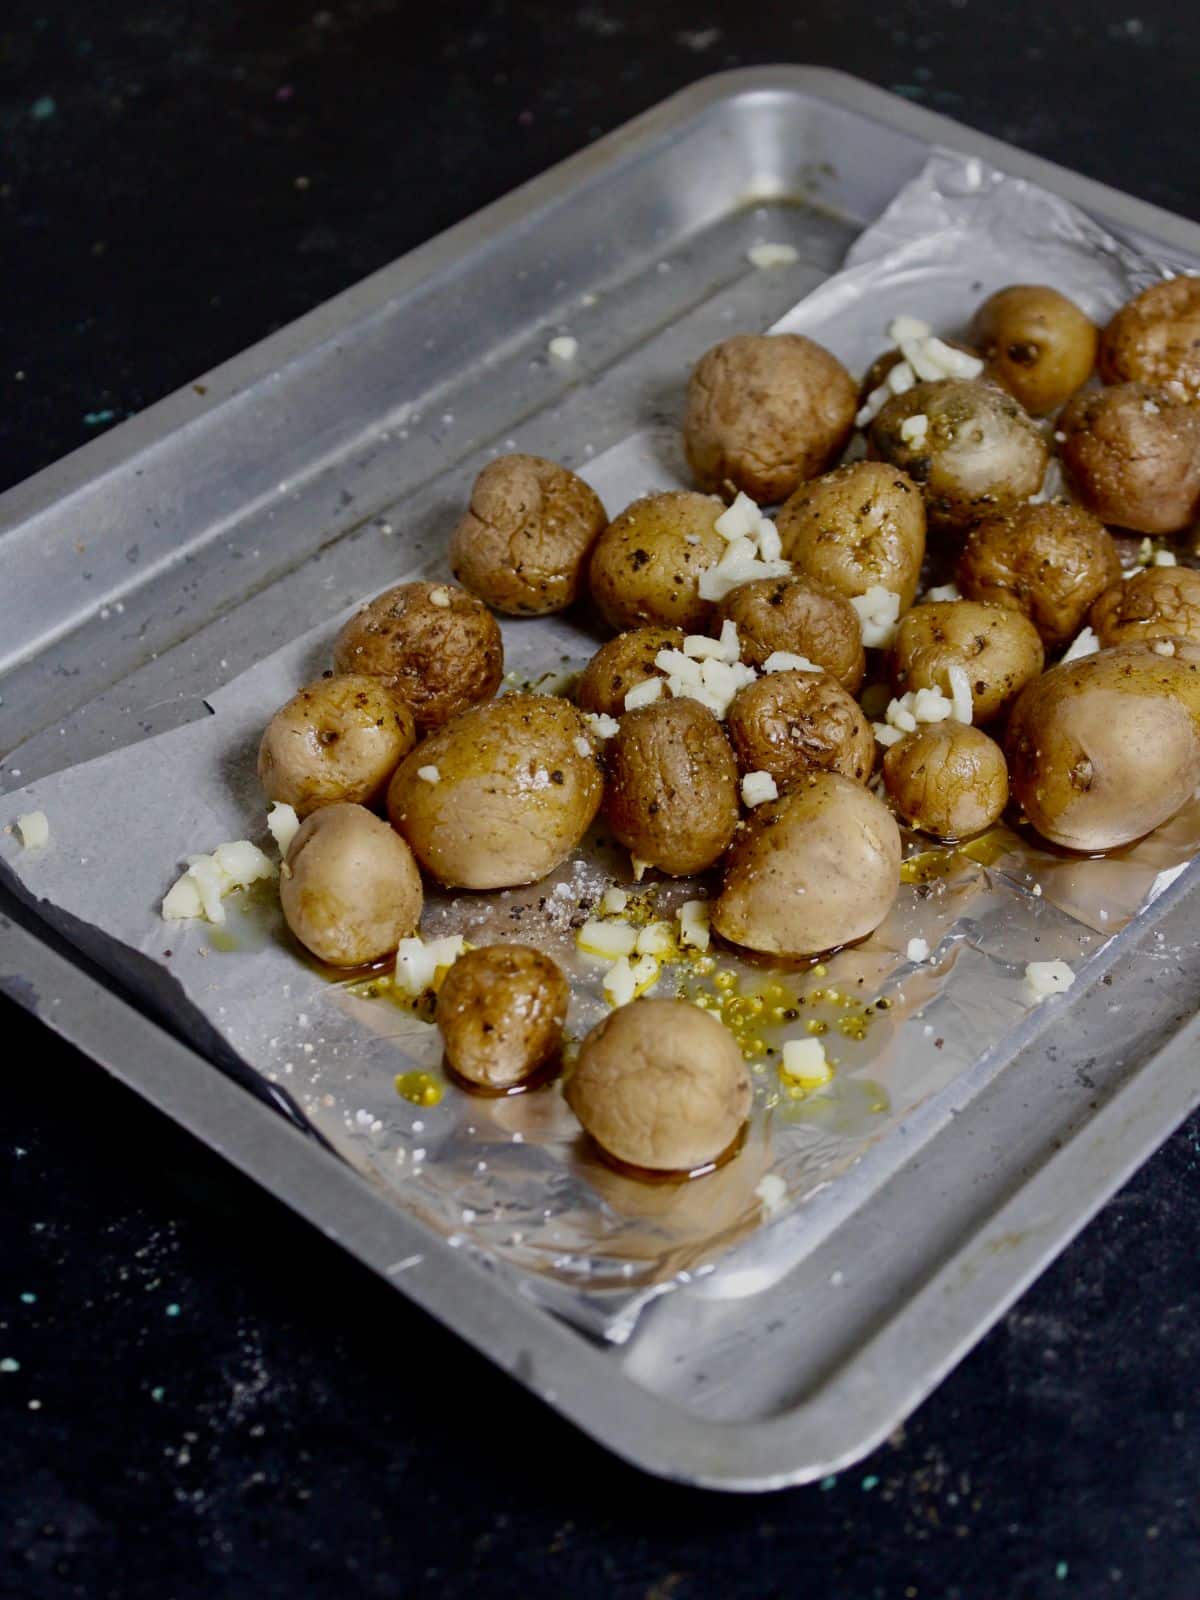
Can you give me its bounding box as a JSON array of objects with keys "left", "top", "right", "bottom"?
[
  {"left": 436, "top": 944, "right": 569, "bottom": 1089},
  {"left": 957, "top": 502, "right": 1122, "bottom": 650},
  {"left": 566, "top": 999, "right": 752, "bottom": 1173},
  {"left": 449, "top": 454, "right": 607, "bottom": 615},
  {"left": 971, "top": 285, "right": 1098, "bottom": 415},
  {"left": 883, "top": 723, "right": 1008, "bottom": 841},
  {"left": 891, "top": 600, "right": 1044, "bottom": 723},
  {"left": 869, "top": 378, "right": 1048, "bottom": 533},
  {"left": 279, "top": 804, "right": 423, "bottom": 968},
  {"left": 604, "top": 697, "right": 739, "bottom": 876},
  {"left": 1091, "top": 566, "right": 1200, "bottom": 648},
  {"left": 386, "top": 695, "right": 603, "bottom": 889},
  {"left": 1006, "top": 643, "right": 1200, "bottom": 851},
  {"left": 1059, "top": 384, "right": 1200, "bottom": 535},
  {"left": 712, "top": 772, "right": 901, "bottom": 957},
  {"left": 1099, "top": 278, "right": 1200, "bottom": 403},
  {"left": 684, "top": 333, "right": 857, "bottom": 503},
  {"left": 588, "top": 491, "right": 727, "bottom": 632},
  {"left": 775, "top": 461, "right": 926, "bottom": 608},
  {"left": 727, "top": 670, "right": 874, "bottom": 787},
  {"left": 575, "top": 626, "right": 685, "bottom": 718},
  {"left": 257, "top": 675, "right": 417, "bottom": 816},
  {"left": 333, "top": 582, "right": 503, "bottom": 732},
  {"left": 716, "top": 576, "right": 865, "bottom": 692}
]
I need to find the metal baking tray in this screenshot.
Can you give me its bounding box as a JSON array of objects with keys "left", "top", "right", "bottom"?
[{"left": 4, "top": 67, "right": 1200, "bottom": 1492}]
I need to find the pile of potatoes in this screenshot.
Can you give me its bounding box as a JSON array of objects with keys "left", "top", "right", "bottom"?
[{"left": 254, "top": 273, "right": 1200, "bottom": 1179}]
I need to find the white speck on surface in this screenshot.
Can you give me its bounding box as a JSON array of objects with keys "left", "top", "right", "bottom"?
[
  {"left": 1024, "top": 960, "right": 1076, "bottom": 1004},
  {"left": 755, "top": 1173, "right": 787, "bottom": 1215},
  {"left": 1061, "top": 626, "right": 1100, "bottom": 663},
  {"left": 548, "top": 335, "right": 578, "bottom": 362},
  {"left": 15, "top": 811, "right": 50, "bottom": 850},
  {"left": 906, "top": 937, "right": 930, "bottom": 963},
  {"left": 266, "top": 801, "right": 300, "bottom": 855},
  {"left": 428, "top": 586, "right": 452, "bottom": 607},
  {"left": 747, "top": 242, "right": 799, "bottom": 270},
  {"left": 417, "top": 765, "right": 441, "bottom": 784}
]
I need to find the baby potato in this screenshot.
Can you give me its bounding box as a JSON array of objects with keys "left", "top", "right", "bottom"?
[
  {"left": 717, "top": 576, "right": 865, "bottom": 692},
  {"left": 588, "top": 490, "right": 726, "bottom": 633},
  {"left": 1006, "top": 643, "right": 1200, "bottom": 851},
  {"left": 891, "top": 600, "right": 1044, "bottom": 723},
  {"left": 1091, "top": 565, "right": 1200, "bottom": 649},
  {"left": 436, "top": 944, "right": 569, "bottom": 1090},
  {"left": 566, "top": 998, "right": 751, "bottom": 1174},
  {"left": 882, "top": 723, "right": 1009, "bottom": 841},
  {"left": 449, "top": 453, "right": 607, "bottom": 615},
  {"left": 604, "top": 697, "right": 739, "bottom": 876},
  {"left": 957, "top": 501, "right": 1122, "bottom": 650},
  {"left": 712, "top": 772, "right": 901, "bottom": 958},
  {"left": 279, "top": 803, "right": 422, "bottom": 968},
  {"left": 387, "top": 694, "right": 602, "bottom": 889},
  {"left": 575, "top": 626, "right": 686, "bottom": 718},
  {"left": 1099, "top": 277, "right": 1200, "bottom": 403},
  {"left": 684, "top": 333, "right": 857, "bottom": 503},
  {"left": 727, "top": 670, "right": 874, "bottom": 787},
  {"left": 1058, "top": 383, "right": 1200, "bottom": 534},
  {"left": 775, "top": 461, "right": 926, "bottom": 608},
  {"left": 257, "top": 674, "right": 416, "bottom": 817},
  {"left": 333, "top": 581, "right": 503, "bottom": 732},
  {"left": 869, "top": 378, "right": 1048, "bottom": 534},
  {"left": 971, "top": 285, "right": 1098, "bottom": 415}
]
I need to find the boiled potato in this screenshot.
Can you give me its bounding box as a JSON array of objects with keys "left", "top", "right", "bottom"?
[
  {"left": 775, "top": 461, "right": 925, "bottom": 608},
  {"left": 971, "top": 285, "right": 1098, "bottom": 415},
  {"left": 386, "top": 694, "right": 602, "bottom": 889},
  {"left": 1091, "top": 565, "right": 1200, "bottom": 648},
  {"left": 1006, "top": 643, "right": 1200, "bottom": 851},
  {"left": 334, "top": 581, "right": 503, "bottom": 732},
  {"left": 436, "top": 944, "right": 569, "bottom": 1090},
  {"left": 449, "top": 453, "right": 607, "bottom": 615},
  {"left": 566, "top": 998, "right": 751, "bottom": 1173},
  {"left": 882, "top": 723, "right": 1009, "bottom": 841},
  {"left": 279, "top": 803, "right": 422, "bottom": 968},
  {"left": 1099, "top": 277, "right": 1200, "bottom": 403},
  {"left": 891, "top": 600, "right": 1044, "bottom": 724},
  {"left": 727, "top": 670, "right": 874, "bottom": 787},
  {"left": 1059, "top": 383, "right": 1200, "bottom": 534},
  {"left": 717, "top": 576, "right": 865, "bottom": 692},
  {"left": 869, "top": 378, "right": 1048, "bottom": 533},
  {"left": 588, "top": 491, "right": 726, "bottom": 632},
  {"left": 712, "top": 772, "right": 901, "bottom": 957},
  {"left": 575, "top": 626, "right": 685, "bottom": 718},
  {"left": 604, "top": 697, "right": 739, "bottom": 876},
  {"left": 257, "top": 674, "right": 416, "bottom": 816},
  {"left": 957, "top": 501, "right": 1122, "bottom": 650}
]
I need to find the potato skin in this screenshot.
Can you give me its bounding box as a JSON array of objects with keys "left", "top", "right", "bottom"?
[
  {"left": 588, "top": 491, "right": 726, "bottom": 633},
  {"left": 1059, "top": 383, "right": 1200, "bottom": 535},
  {"left": 449, "top": 454, "right": 607, "bottom": 615},
  {"left": 575, "top": 626, "right": 685, "bottom": 718},
  {"left": 775, "top": 461, "right": 926, "bottom": 608},
  {"left": 712, "top": 772, "right": 901, "bottom": 957},
  {"left": 1099, "top": 277, "right": 1200, "bottom": 403},
  {"left": 386, "top": 695, "right": 602, "bottom": 889},
  {"left": 684, "top": 333, "right": 857, "bottom": 503},
  {"left": 604, "top": 697, "right": 739, "bottom": 876},
  {"left": 971, "top": 285, "right": 1098, "bottom": 415},
  {"left": 1091, "top": 566, "right": 1200, "bottom": 649},
  {"left": 566, "top": 998, "right": 752, "bottom": 1173},
  {"left": 436, "top": 944, "right": 569, "bottom": 1089},
  {"left": 257, "top": 675, "right": 416, "bottom": 817},
  {"left": 716, "top": 576, "right": 865, "bottom": 692},
  {"left": 727, "top": 670, "right": 874, "bottom": 787},
  {"left": 279, "top": 803, "right": 423, "bottom": 968},
  {"left": 869, "top": 378, "right": 1048, "bottom": 533},
  {"left": 1006, "top": 644, "right": 1200, "bottom": 851},
  {"left": 957, "top": 501, "right": 1122, "bottom": 650},
  {"left": 333, "top": 582, "right": 503, "bottom": 732},
  {"left": 882, "top": 723, "right": 1009, "bottom": 841},
  {"left": 891, "top": 600, "right": 1044, "bottom": 724}
]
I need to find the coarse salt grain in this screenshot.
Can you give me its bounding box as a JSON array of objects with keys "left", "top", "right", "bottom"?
[
  {"left": 428, "top": 586, "right": 452, "bottom": 607},
  {"left": 417, "top": 765, "right": 441, "bottom": 784}
]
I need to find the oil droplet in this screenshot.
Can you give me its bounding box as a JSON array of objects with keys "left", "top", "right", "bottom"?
[
  {"left": 395, "top": 1070, "right": 443, "bottom": 1107},
  {"left": 208, "top": 927, "right": 238, "bottom": 953}
]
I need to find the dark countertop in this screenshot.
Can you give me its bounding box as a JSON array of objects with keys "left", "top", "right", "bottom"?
[{"left": 3, "top": 3, "right": 1200, "bottom": 1596}]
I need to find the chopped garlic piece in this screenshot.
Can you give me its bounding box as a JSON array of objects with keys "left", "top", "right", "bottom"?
[
  {"left": 1061, "top": 626, "right": 1100, "bottom": 664},
  {"left": 1023, "top": 959, "right": 1075, "bottom": 1003},
  {"left": 755, "top": 1173, "right": 787, "bottom": 1215},
  {"left": 741, "top": 770, "right": 779, "bottom": 807},
  {"left": 925, "top": 583, "right": 961, "bottom": 602},
  {"left": 161, "top": 875, "right": 204, "bottom": 921},
  {"left": 624, "top": 678, "right": 663, "bottom": 711},
  {"left": 1153, "top": 549, "right": 1178, "bottom": 567},
  {"left": 747, "top": 242, "right": 799, "bottom": 269},
  {"left": 763, "top": 650, "right": 821, "bottom": 674},
  {"left": 872, "top": 722, "right": 906, "bottom": 748},
  {"left": 757, "top": 518, "right": 783, "bottom": 563},
  {"left": 601, "top": 887, "right": 629, "bottom": 915},
  {"left": 678, "top": 899, "right": 711, "bottom": 951},
  {"left": 548, "top": 335, "right": 578, "bottom": 361},
  {"left": 849, "top": 586, "right": 902, "bottom": 648},
  {"left": 855, "top": 385, "right": 892, "bottom": 428},
  {"left": 603, "top": 953, "right": 660, "bottom": 1007},
  {"left": 163, "top": 838, "right": 276, "bottom": 924},
  {"left": 574, "top": 736, "right": 592, "bottom": 758},
  {"left": 213, "top": 840, "right": 278, "bottom": 888},
  {"left": 266, "top": 801, "right": 300, "bottom": 855},
  {"left": 428, "top": 586, "right": 452, "bottom": 608},
  {"left": 14, "top": 811, "right": 49, "bottom": 850},
  {"left": 393, "top": 934, "right": 467, "bottom": 997},
  {"left": 631, "top": 856, "right": 652, "bottom": 883},
  {"left": 1154, "top": 640, "right": 1177, "bottom": 657},
  {"left": 584, "top": 711, "right": 620, "bottom": 740},
  {"left": 781, "top": 1037, "right": 833, "bottom": 1088},
  {"left": 654, "top": 648, "right": 703, "bottom": 685},
  {"left": 717, "top": 618, "right": 741, "bottom": 661},
  {"left": 714, "top": 492, "right": 762, "bottom": 542},
  {"left": 576, "top": 920, "right": 639, "bottom": 960},
  {"left": 886, "top": 360, "right": 916, "bottom": 395},
  {"left": 682, "top": 633, "right": 728, "bottom": 661},
  {"left": 946, "top": 663, "right": 973, "bottom": 725},
  {"left": 888, "top": 315, "right": 932, "bottom": 344},
  {"left": 417, "top": 765, "right": 441, "bottom": 784},
  {"left": 906, "top": 937, "right": 930, "bottom": 963},
  {"left": 899, "top": 413, "right": 929, "bottom": 446},
  {"left": 886, "top": 699, "right": 918, "bottom": 734},
  {"left": 636, "top": 920, "right": 675, "bottom": 957},
  {"left": 911, "top": 687, "right": 954, "bottom": 723}
]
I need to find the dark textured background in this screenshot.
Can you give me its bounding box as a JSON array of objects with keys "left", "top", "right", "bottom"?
[{"left": 3, "top": 3, "right": 1200, "bottom": 1596}]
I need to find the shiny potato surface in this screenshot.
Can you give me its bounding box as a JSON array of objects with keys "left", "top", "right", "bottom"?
[
  {"left": 775, "top": 461, "right": 926, "bottom": 608},
  {"left": 891, "top": 600, "right": 1044, "bottom": 724},
  {"left": 257, "top": 675, "right": 417, "bottom": 816},
  {"left": 717, "top": 575, "right": 865, "bottom": 692},
  {"left": 1099, "top": 277, "right": 1200, "bottom": 403},
  {"left": 436, "top": 944, "right": 569, "bottom": 1089},
  {"left": 727, "top": 670, "right": 874, "bottom": 787},
  {"left": 588, "top": 491, "right": 727, "bottom": 633},
  {"left": 1059, "top": 383, "right": 1200, "bottom": 535},
  {"left": 575, "top": 626, "right": 686, "bottom": 719},
  {"left": 1091, "top": 565, "right": 1200, "bottom": 649},
  {"left": 971, "top": 284, "right": 1098, "bottom": 415},
  {"left": 882, "top": 722, "right": 1009, "bottom": 841}
]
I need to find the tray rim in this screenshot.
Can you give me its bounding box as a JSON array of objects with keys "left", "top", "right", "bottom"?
[{"left": 4, "top": 64, "right": 1200, "bottom": 1492}]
